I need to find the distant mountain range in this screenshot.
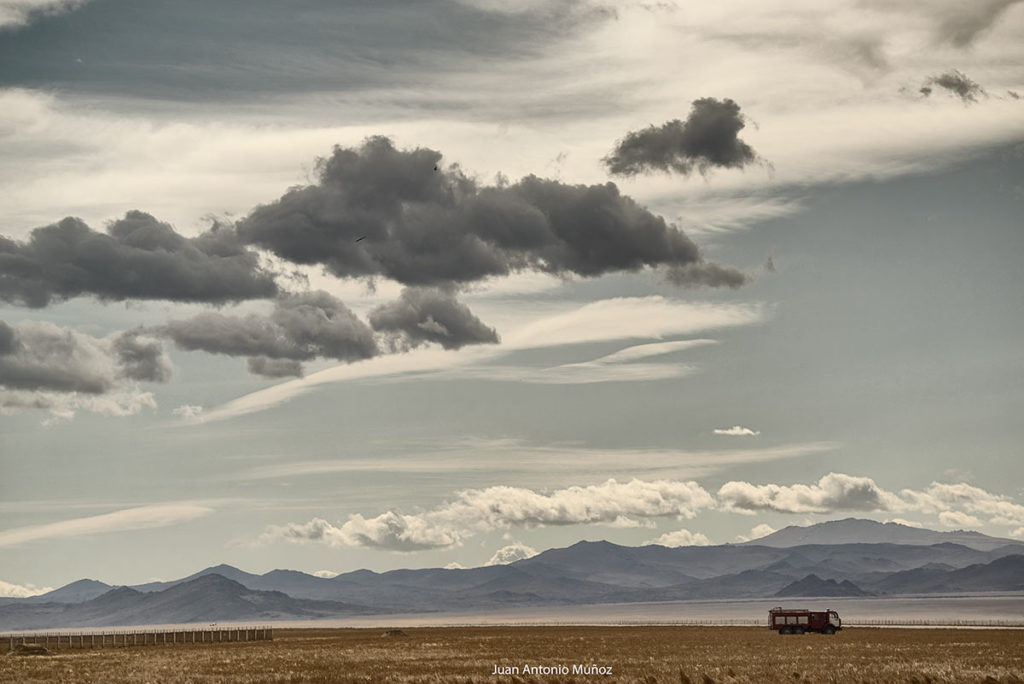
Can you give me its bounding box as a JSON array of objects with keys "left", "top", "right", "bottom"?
[
  {"left": 3, "top": 519, "right": 1023, "bottom": 630},
  {"left": 0, "top": 575, "right": 376, "bottom": 631},
  {"left": 748, "top": 518, "right": 1020, "bottom": 551}
]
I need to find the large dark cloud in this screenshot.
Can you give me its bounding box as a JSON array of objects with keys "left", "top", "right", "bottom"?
[
  {"left": 238, "top": 136, "right": 746, "bottom": 289},
  {"left": 0, "top": 211, "right": 277, "bottom": 308},
  {"left": 603, "top": 98, "right": 761, "bottom": 177},
  {"left": 157, "top": 291, "right": 378, "bottom": 377},
  {"left": 369, "top": 287, "right": 499, "bottom": 351},
  {"left": 919, "top": 70, "right": 986, "bottom": 103},
  {"left": 665, "top": 262, "right": 748, "bottom": 289},
  {"left": 0, "top": 320, "right": 172, "bottom": 395}
]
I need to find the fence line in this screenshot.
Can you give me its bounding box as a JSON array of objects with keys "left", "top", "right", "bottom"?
[
  {"left": 843, "top": 618, "right": 1024, "bottom": 627},
  {"left": 442, "top": 618, "right": 1024, "bottom": 628},
  {"left": 1, "top": 625, "right": 273, "bottom": 651},
  {"left": 619, "top": 618, "right": 1024, "bottom": 627}
]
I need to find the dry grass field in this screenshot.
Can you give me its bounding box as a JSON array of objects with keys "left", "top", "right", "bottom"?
[{"left": 2, "top": 625, "right": 1023, "bottom": 683}]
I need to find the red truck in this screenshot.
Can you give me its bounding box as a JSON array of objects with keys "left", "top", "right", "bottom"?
[{"left": 769, "top": 607, "right": 842, "bottom": 634}]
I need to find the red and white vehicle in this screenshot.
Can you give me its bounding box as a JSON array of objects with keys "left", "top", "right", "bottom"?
[{"left": 769, "top": 607, "right": 842, "bottom": 634}]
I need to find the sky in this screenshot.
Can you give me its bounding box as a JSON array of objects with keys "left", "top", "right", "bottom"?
[{"left": 1, "top": 0, "right": 1023, "bottom": 595}]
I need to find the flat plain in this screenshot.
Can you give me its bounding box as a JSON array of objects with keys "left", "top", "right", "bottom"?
[{"left": 2, "top": 625, "right": 1023, "bottom": 683}]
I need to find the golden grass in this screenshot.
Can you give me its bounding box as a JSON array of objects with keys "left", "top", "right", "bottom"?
[{"left": 2, "top": 625, "right": 1022, "bottom": 683}]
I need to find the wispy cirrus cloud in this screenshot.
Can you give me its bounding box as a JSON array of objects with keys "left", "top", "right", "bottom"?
[
  {"left": 451, "top": 339, "right": 715, "bottom": 385},
  {"left": 0, "top": 503, "right": 214, "bottom": 548},
  {"left": 197, "top": 297, "right": 765, "bottom": 422},
  {"left": 501, "top": 298, "right": 764, "bottom": 350},
  {"left": 231, "top": 439, "right": 837, "bottom": 486}
]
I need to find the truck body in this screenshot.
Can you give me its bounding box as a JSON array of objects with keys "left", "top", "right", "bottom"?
[{"left": 769, "top": 606, "right": 842, "bottom": 634}]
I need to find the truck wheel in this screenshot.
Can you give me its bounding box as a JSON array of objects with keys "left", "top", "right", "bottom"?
[
  {"left": 823, "top": 627, "right": 835, "bottom": 635},
  {"left": 795, "top": 627, "right": 804, "bottom": 635}
]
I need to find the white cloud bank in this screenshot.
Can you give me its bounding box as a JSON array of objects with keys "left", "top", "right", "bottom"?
[
  {"left": 718, "top": 473, "right": 1024, "bottom": 532},
  {"left": 647, "top": 528, "right": 711, "bottom": 547},
  {"left": 938, "top": 510, "right": 983, "bottom": 528},
  {"left": 718, "top": 472, "right": 905, "bottom": 514},
  {"left": 486, "top": 542, "right": 538, "bottom": 565},
  {"left": 887, "top": 518, "right": 923, "bottom": 528},
  {"left": 0, "top": 578, "right": 54, "bottom": 597},
  {"left": 736, "top": 523, "right": 777, "bottom": 542},
  {"left": 260, "top": 478, "right": 716, "bottom": 552},
  {"left": 312, "top": 570, "right": 339, "bottom": 579},
  {"left": 259, "top": 470, "right": 1024, "bottom": 554}
]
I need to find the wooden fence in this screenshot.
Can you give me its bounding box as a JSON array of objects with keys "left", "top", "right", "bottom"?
[{"left": 2, "top": 625, "right": 273, "bottom": 652}]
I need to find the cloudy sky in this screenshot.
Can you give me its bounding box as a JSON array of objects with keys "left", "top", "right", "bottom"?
[{"left": 2, "top": 0, "right": 1023, "bottom": 594}]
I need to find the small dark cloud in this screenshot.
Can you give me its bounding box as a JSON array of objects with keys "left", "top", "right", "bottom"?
[
  {"left": 112, "top": 331, "right": 174, "bottom": 383},
  {"left": 664, "top": 262, "right": 748, "bottom": 289},
  {"left": 0, "top": 320, "right": 172, "bottom": 395},
  {"left": 0, "top": 211, "right": 277, "bottom": 308},
  {"left": 0, "top": 321, "right": 15, "bottom": 355},
  {"left": 239, "top": 136, "right": 745, "bottom": 289},
  {"left": 369, "top": 287, "right": 499, "bottom": 351},
  {"left": 603, "top": 98, "right": 761, "bottom": 177},
  {"left": 157, "top": 290, "right": 378, "bottom": 377},
  {"left": 247, "top": 356, "right": 304, "bottom": 378},
  {"left": 920, "top": 70, "right": 986, "bottom": 103}
]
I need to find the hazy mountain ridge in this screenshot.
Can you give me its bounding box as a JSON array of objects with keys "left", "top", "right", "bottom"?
[
  {"left": 4, "top": 520, "right": 1023, "bottom": 629},
  {"left": 0, "top": 575, "right": 379, "bottom": 630},
  {"left": 749, "top": 518, "right": 1019, "bottom": 551}
]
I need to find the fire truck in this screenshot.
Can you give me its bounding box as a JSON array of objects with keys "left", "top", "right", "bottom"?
[{"left": 769, "top": 607, "right": 842, "bottom": 634}]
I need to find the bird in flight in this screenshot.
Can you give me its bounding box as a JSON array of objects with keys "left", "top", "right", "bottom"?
[{"left": 355, "top": 235, "right": 367, "bottom": 242}]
